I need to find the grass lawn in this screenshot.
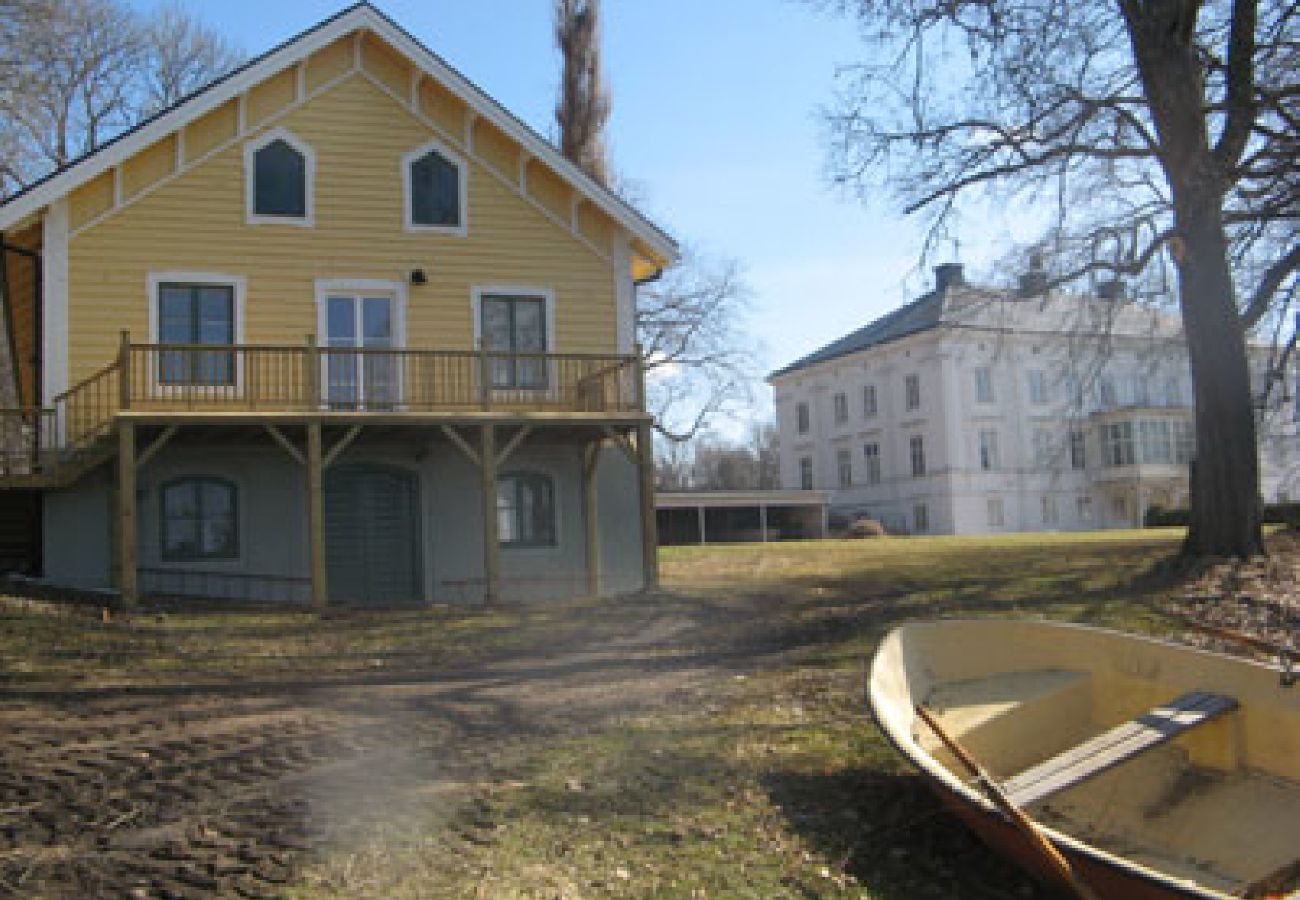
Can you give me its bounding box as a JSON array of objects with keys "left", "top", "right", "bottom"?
[{"left": 0, "top": 529, "right": 1194, "bottom": 898}]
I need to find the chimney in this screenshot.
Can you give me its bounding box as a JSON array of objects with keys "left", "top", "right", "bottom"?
[
  {"left": 934, "top": 263, "right": 965, "bottom": 293},
  {"left": 1017, "top": 251, "right": 1048, "bottom": 297},
  {"left": 1096, "top": 278, "right": 1126, "bottom": 300}
]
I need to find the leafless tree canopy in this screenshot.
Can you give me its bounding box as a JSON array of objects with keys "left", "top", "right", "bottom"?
[
  {"left": 813, "top": 0, "right": 1298, "bottom": 557},
  {"left": 637, "top": 248, "right": 761, "bottom": 443},
  {"left": 0, "top": 0, "right": 242, "bottom": 197},
  {"left": 655, "top": 423, "right": 779, "bottom": 491},
  {"left": 554, "top": 0, "right": 611, "bottom": 185}
]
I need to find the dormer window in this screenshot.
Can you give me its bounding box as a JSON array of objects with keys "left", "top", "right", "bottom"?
[
  {"left": 245, "top": 129, "right": 314, "bottom": 225},
  {"left": 403, "top": 139, "right": 467, "bottom": 234}
]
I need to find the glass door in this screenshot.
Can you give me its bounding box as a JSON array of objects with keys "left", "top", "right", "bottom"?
[{"left": 325, "top": 293, "right": 398, "bottom": 408}]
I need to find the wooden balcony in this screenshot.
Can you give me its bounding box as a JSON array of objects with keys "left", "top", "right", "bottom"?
[{"left": 0, "top": 340, "right": 646, "bottom": 485}]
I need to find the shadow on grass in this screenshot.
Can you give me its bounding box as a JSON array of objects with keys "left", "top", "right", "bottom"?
[{"left": 762, "top": 768, "right": 1070, "bottom": 900}]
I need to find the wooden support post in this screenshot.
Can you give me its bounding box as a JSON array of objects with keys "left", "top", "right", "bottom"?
[
  {"left": 636, "top": 421, "right": 659, "bottom": 590},
  {"left": 583, "top": 441, "right": 601, "bottom": 597},
  {"left": 117, "top": 421, "right": 138, "bottom": 608},
  {"left": 759, "top": 504, "right": 769, "bottom": 542},
  {"left": 481, "top": 424, "right": 500, "bottom": 604},
  {"left": 307, "top": 422, "right": 327, "bottom": 609},
  {"left": 697, "top": 506, "right": 707, "bottom": 545},
  {"left": 118, "top": 330, "right": 131, "bottom": 410}
]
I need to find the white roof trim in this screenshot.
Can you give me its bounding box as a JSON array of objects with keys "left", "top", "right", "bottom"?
[{"left": 0, "top": 3, "right": 677, "bottom": 263}]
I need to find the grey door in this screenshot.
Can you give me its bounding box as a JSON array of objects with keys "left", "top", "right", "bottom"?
[{"left": 324, "top": 464, "right": 421, "bottom": 604}]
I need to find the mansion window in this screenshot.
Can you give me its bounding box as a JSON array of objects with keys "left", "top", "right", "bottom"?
[
  {"left": 1098, "top": 377, "right": 1117, "bottom": 408},
  {"left": 497, "top": 472, "right": 556, "bottom": 547},
  {"left": 913, "top": 503, "right": 929, "bottom": 533},
  {"left": 161, "top": 477, "right": 237, "bottom": 561},
  {"left": 1173, "top": 420, "right": 1195, "bottom": 464},
  {"left": 1069, "top": 429, "right": 1086, "bottom": 470},
  {"left": 799, "top": 456, "right": 814, "bottom": 490},
  {"left": 909, "top": 434, "right": 926, "bottom": 477},
  {"left": 480, "top": 293, "right": 548, "bottom": 389},
  {"left": 904, "top": 374, "right": 921, "bottom": 411},
  {"left": 1103, "top": 421, "right": 1136, "bottom": 466},
  {"left": 837, "top": 448, "right": 852, "bottom": 487},
  {"left": 978, "top": 429, "right": 999, "bottom": 471},
  {"left": 157, "top": 282, "right": 236, "bottom": 386},
  {"left": 406, "top": 140, "right": 465, "bottom": 231},
  {"left": 863, "top": 442, "right": 881, "bottom": 485},
  {"left": 246, "top": 130, "right": 313, "bottom": 224},
  {"left": 796, "top": 402, "right": 810, "bottom": 434},
  {"left": 863, "top": 384, "right": 877, "bottom": 418},
  {"left": 833, "top": 392, "right": 848, "bottom": 424},
  {"left": 1102, "top": 418, "right": 1193, "bottom": 467},
  {"left": 1032, "top": 428, "right": 1054, "bottom": 469},
  {"left": 1028, "top": 370, "right": 1049, "bottom": 404},
  {"left": 974, "top": 367, "right": 994, "bottom": 404},
  {"left": 1139, "top": 419, "right": 1173, "bottom": 464}
]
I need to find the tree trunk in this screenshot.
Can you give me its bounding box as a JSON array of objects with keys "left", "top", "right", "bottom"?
[{"left": 1122, "top": 3, "right": 1265, "bottom": 558}]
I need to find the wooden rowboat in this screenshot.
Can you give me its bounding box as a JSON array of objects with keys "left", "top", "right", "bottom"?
[{"left": 868, "top": 619, "right": 1300, "bottom": 898}]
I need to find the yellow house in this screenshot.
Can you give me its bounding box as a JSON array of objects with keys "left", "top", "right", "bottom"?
[{"left": 0, "top": 3, "right": 677, "bottom": 606}]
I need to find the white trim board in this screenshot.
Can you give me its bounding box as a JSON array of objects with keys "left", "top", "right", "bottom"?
[{"left": 0, "top": 4, "right": 675, "bottom": 263}]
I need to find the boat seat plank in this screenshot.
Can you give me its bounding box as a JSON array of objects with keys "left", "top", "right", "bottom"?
[{"left": 1004, "top": 691, "right": 1238, "bottom": 807}]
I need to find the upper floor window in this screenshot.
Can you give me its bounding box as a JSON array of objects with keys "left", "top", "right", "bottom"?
[
  {"left": 161, "top": 477, "right": 238, "bottom": 561},
  {"left": 796, "top": 402, "right": 810, "bottom": 434},
  {"left": 1028, "top": 370, "right": 1049, "bottom": 404},
  {"left": 1104, "top": 421, "right": 1135, "bottom": 466},
  {"left": 974, "top": 367, "right": 994, "bottom": 404},
  {"left": 477, "top": 290, "right": 550, "bottom": 389},
  {"left": 1139, "top": 419, "right": 1173, "bottom": 464},
  {"left": 1173, "top": 420, "right": 1195, "bottom": 464},
  {"left": 978, "top": 429, "right": 999, "bottom": 471},
  {"left": 909, "top": 434, "right": 926, "bottom": 477},
  {"left": 1069, "top": 429, "right": 1086, "bottom": 470},
  {"left": 913, "top": 503, "right": 929, "bottom": 533},
  {"left": 1032, "top": 428, "right": 1055, "bottom": 469},
  {"left": 154, "top": 279, "right": 240, "bottom": 386},
  {"left": 1098, "top": 377, "right": 1117, "bottom": 409},
  {"left": 836, "top": 447, "right": 852, "bottom": 487},
  {"left": 498, "top": 471, "right": 556, "bottom": 547},
  {"left": 863, "top": 442, "right": 881, "bottom": 485},
  {"left": 404, "top": 139, "right": 467, "bottom": 233},
  {"left": 863, "top": 384, "right": 877, "bottom": 418},
  {"left": 245, "top": 129, "right": 314, "bottom": 225},
  {"left": 904, "top": 374, "right": 921, "bottom": 411},
  {"left": 833, "top": 392, "right": 848, "bottom": 424},
  {"left": 799, "top": 456, "right": 814, "bottom": 490}
]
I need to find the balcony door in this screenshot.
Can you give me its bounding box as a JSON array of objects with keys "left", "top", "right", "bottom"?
[{"left": 321, "top": 289, "right": 401, "bottom": 409}]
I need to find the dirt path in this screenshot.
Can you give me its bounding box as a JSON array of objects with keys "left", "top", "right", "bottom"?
[{"left": 0, "top": 600, "right": 724, "bottom": 898}]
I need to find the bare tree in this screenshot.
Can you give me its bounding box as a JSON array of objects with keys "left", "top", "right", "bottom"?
[
  {"left": 554, "top": 0, "right": 611, "bottom": 186},
  {"left": 638, "top": 247, "right": 761, "bottom": 443},
  {"left": 0, "top": 0, "right": 241, "bottom": 197},
  {"left": 137, "top": 1, "right": 243, "bottom": 115},
  {"left": 813, "top": 0, "right": 1298, "bottom": 558}
]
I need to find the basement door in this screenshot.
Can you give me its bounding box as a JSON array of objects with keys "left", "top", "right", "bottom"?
[{"left": 323, "top": 464, "right": 422, "bottom": 605}]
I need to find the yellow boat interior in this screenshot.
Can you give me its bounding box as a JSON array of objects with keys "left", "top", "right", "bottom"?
[{"left": 870, "top": 619, "right": 1300, "bottom": 897}]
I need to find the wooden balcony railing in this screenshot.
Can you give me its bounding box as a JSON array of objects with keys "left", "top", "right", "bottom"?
[
  {"left": 0, "top": 339, "right": 645, "bottom": 482},
  {"left": 122, "top": 342, "right": 644, "bottom": 414}
]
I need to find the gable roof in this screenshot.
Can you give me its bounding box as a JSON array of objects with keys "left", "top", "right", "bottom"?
[
  {"left": 768, "top": 289, "right": 946, "bottom": 379},
  {"left": 0, "top": 2, "right": 676, "bottom": 265}
]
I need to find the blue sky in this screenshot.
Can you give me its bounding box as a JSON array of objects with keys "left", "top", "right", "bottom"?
[{"left": 127, "top": 0, "right": 1037, "bottom": 408}]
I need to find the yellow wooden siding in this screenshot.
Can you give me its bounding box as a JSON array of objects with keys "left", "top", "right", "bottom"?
[
  {"left": 575, "top": 202, "right": 614, "bottom": 255},
  {"left": 526, "top": 160, "right": 573, "bottom": 225},
  {"left": 246, "top": 68, "right": 297, "bottom": 128},
  {"left": 121, "top": 136, "right": 176, "bottom": 200},
  {"left": 69, "top": 171, "right": 115, "bottom": 232},
  {"left": 66, "top": 74, "right": 619, "bottom": 384},
  {"left": 472, "top": 118, "right": 521, "bottom": 183},
  {"left": 184, "top": 100, "right": 239, "bottom": 164},
  {"left": 360, "top": 31, "right": 410, "bottom": 99},
  {"left": 417, "top": 78, "right": 468, "bottom": 145},
  {"left": 306, "top": 36, "right": 353, "bottom": 93}
]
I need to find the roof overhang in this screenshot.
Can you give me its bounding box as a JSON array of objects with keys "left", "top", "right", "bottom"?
[{"left": 0, "top": 2, "right": 678, "bottom": 266}]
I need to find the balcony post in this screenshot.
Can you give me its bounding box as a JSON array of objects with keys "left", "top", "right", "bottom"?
[
  {"left": 117, "top": 420, "right": 138, "bottom": 608},
  {"left": 481, "top": 423, "right": 500, "bottom": 603},
  {"left": 636, "top": 420, "right": 659, "bottom": 590},
  {"left": 305, "top": 333, "right": 319, "bottom": 410},
  {"left": 307, "top": 421, "right": 327, "bottom": 608},
  {"left": 583, "top": 441, "right": 601, "bottom": 596},
  {"left": 118, "top": 329, "right": 131, "bottom": 410},
  {"left": 478, "top": 342, "right": 491, "bottom": 411},
  {"left": 634, "top": 342, "right": 647, "bottom": 412}
]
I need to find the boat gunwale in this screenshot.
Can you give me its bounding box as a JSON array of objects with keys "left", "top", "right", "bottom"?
[{"left": 866, "top": 617, "right": 1291, "bottom": 900}]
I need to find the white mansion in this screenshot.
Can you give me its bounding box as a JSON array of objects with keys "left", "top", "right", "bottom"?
[{"left": 768, "top": 265, "right": 1299, "bottom": 535}]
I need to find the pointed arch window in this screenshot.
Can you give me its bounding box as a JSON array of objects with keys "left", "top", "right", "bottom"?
[
  {"left": 403, "top": 139, "right": 467, "bottom": 234},
  {"left": 245, "top": 129, "right": 315, "bottom": 225}
]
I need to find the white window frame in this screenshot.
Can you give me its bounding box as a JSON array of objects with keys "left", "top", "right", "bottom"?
[
  {"left": 314, "top": 278, "right": 409, "bottom": 408},
  {"left": 904, "top": 373, "right": 921, "bottom": 411},
  {"left": 974, "top": 367, "right": 994, "bottom": 404},
  {"left": 244, "top": 127, "right": 316, "bottom": 227},
  {"left": 146, "top": 271, "right": 247, "bottom": 397},
  {"left": 863, "top": 442, "right": 881, "bottom": 485},
  {"left": 402, "top": 137, "right": 469, "bottom": 236},
  {"left": 833, "top": 392, "right": 848, "bottom": 424},
  {"left": 836, "top": 447, "right": 852, "bottom": 487},
  {"left": 863, "top": 384, "right": 877, "bottom": 418},
  {"left": 978, "top": 429, "right": 999, "bottom": 472}
]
